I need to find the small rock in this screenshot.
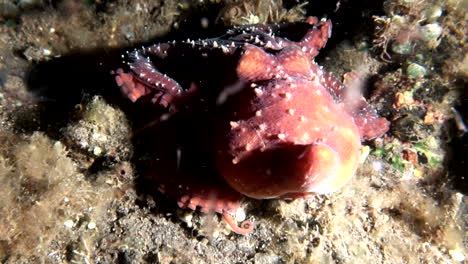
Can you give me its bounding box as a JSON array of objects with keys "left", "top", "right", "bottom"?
[
  {"left": 18, "top": 0, "right": 43, "bottom": 9},
  {"left": 93, "top": 146, "right": 102, "bottom": 156},
  {"left": 0, "top": 2, "right": 19, "bottom": 19},
  {"left": 87, "top": 222, "right": 96, "bottom": 230},
  {"left": 63, "top": 96, "right": 132, "bottom": 161},
  {"left": 64, "top": 219, "right": 74, "bottom": 228},
  {"left": 42, "top": 48, "right": 52, "bottom": 56},
  {"left": 449, "top": 249, "right": 465, "bottom": 262},
  {"left": 424, "top": 6, "right": 443, "bottom": 22},
  {"left": 254, "top": 253, "right": 280, "bottom": 264},
  {"left": 402, "top": 0, "right": 417, "bottom": 5},
  {"left": 406, "top": 63, "right": 427, "bottom": 78},
  {"left": 391, "top": 41, "right": 412, "bottom": 55},
  {"left": 420, "top": 23, "right": 443, "bottom": 41}
]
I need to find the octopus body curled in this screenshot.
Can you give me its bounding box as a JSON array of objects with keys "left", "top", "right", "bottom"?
[{"left": 115, "top": 17, "right": 390, "bottom": 233}]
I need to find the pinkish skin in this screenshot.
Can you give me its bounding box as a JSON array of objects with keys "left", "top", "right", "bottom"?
[{"left": 115, "top": 17, "right": 389, "bottom": 234}]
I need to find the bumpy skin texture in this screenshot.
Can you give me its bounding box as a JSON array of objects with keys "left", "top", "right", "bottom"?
[
  {"left": 219, "top": 44, "right": 362, "bottom": 199},
  {"left": 115, "top": 17, "right": 389, "bottom": 233}
]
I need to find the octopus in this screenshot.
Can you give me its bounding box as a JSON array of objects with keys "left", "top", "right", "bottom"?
[{"left": 114, "top": 17, "right": 390, "bottom": 234}]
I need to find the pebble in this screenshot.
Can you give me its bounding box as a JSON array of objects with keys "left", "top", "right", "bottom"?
[
  {"left": 64, "top": 219, "right": 74, "bottom": 228},
  {"left": 449, "top": 249, "right": 465, "bottom": 262},
  {"left": 420, "top": 23, "right": 443, "bottom": 41},
  {"left": 406, "top": 63, "right": 427, "bottom": 78},
  {"left": 391, "top": 40, "right": 412, "bottom": 55},
  {"left": 87, "top": 222, "right": 96, "bottom": 230},
  {"left": 424, "top": 6, "right": 443, "bottom": 22},
  {"left": 93, "top": 146, "right": 102, "bottom": 156}
]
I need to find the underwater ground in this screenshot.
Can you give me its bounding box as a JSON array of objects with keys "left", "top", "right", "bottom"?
[{"left": 0, "top": 0, "right": 466, "bottom": 263}]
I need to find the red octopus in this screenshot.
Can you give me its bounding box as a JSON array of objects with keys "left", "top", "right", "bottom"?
[{"left": 115, "top": 17, "right": 389, "bottom": 234}]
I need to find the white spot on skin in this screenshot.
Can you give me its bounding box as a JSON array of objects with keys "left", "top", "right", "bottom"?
[
  {"left": 245, "top": 143, "right": 252, "bottom": 151},
  {"left": 287, "top": 109, "right": 295, "bottom": 115},
  {"left": 254, "top": 36, "right": 260, "bottom": 43},
  {"left": 221, "top": 45, "right": 230, "bottom": 53},
  {"left": 255, "top": 110, "right": 262, "bottom": 116},
  {"left": 258, "top": 123, "right": 267, "bottom": 131},
  {"left": 230, "top": 121, "right": 239, "bottom": 128},
  {"left": 254, "top": 88, "right": 263, "bottom": 96},
  {"left": 279, "top": 92, "right": 292, "bottom": 99},
  {"left": 277, "top": 133, "right": 286, "bottom": 140}
]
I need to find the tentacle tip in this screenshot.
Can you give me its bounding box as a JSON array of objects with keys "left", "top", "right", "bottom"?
[
  {"left": 222, "top": 211, "right": 254, "bottom": 235},
  {"left": 239, "top": 220, "right": 254, "bottom": 234},
  {"left": 306, "top": 16, "right": 318, "bottom": 25}
]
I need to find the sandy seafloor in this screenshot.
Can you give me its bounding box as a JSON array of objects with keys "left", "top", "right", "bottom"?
[{"left": 0, "top": 0, "right": 466, "bottom": 263}]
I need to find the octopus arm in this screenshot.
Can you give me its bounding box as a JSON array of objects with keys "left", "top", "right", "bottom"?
[
  {"left": 115, "top": 47, "right": 183, "bottom": 107},
  {"left": 237, "top": 44, "right": 312, "bottom": 82},
  {"left": 314, "top": 69, "right": 390, "bottom": 140}
]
